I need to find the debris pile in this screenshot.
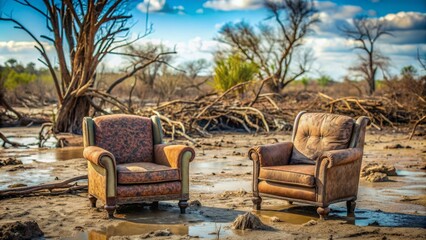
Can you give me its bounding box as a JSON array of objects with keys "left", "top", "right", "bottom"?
[
  {"left": 231, "top": 212, "right": 269, "bottom": 230},
  {"left": 0, "top": 221, "right": 43, "bottom": 240},
  {"left": 361, "top": 163, "right": 397, "bottom": 182}
]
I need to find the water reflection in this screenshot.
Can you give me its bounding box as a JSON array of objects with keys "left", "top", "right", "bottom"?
[
  {"left": 191, "top": 179, "right": 252, "bottom": 193},
  {"left": 0, "top": 168, "right": 53, "bottom": 190},
  {"left": 68, "top": 221, "right": 233, "bottom": 240},
  {"left": 19, "top": 147, "right": 83, "bottom": 164},
  {"left": 255, "top": 205, "right": 426, "bottom": 228}
]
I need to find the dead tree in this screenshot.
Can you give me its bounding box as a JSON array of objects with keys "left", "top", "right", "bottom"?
[
  {"left": 114, "top": 43, "right": 176, "bottom": 92},
  {"left": 179, "top": 59, "right": 211, "bottom": 93},
  {"left": 0, "top": 0, "right": 155, "bottom": 134},
  {"left": 216, "top": 0, "right": 318, "bottom": 93},
  {"left": 341, "top": 16, "right": 391, "bottom": 95},
  {"left": 418, "top": 48, "right": 426, "bottom": 72}
]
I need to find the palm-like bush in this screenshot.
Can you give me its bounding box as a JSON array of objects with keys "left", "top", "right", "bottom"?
[{"left": 212, "top": 54, "right": 259, "bottom": 93}]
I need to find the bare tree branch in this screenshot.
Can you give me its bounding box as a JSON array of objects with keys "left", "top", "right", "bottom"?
[
  {"left": 341, "top": 16, "right": 392, "bottom": 95},
  {"left": 216, "top": 0, "right": 317, "bottom": 92}
]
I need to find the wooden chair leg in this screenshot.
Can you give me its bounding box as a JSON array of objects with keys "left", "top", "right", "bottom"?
[
  {"left": 178, "top": 200, "right": 188, "bottom": 214},
  {"left": 105, "top": 205, "right": 115, "bottom": 218},
  {"left": 252, "top": 196, "right": 262, "bottom": 210},
  {"left": 88, "top": 195, "right": 97, "bottom": 208},
  {"left": 317, "top": 206, "right": 330, "bottom": 220},
  {"left": 347, "top": 200, "right": 356, "bottom": 214}
]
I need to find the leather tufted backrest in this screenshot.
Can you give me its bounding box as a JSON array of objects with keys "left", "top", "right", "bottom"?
[
  {"left": 93, "top": 114, "right": 153, "bottom": 164},
  {"left": 290, "top": 112, "right": 355, "bottom": 165}
]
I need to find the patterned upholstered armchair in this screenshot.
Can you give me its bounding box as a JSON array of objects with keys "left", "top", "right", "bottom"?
[
  {"left": 249, "top": 111, "right": 369, "bottom": 219},
  {"left": 82, "top": 114, "right": 195, "bottom": 218}
]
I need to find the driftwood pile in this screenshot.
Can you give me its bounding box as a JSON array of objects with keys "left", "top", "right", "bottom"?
[
  {"left": 135, "top": 85, "right": 425, "bottom": 141},
  {"left": 314, "top": 93, "right": 426, "bottom": 131},
  {"left": 137, "top": 80, "right": 297, "bottom": 142}
]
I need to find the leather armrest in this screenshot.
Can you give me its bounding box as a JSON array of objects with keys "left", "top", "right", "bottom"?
[
  {"left": 248, "top": 142, "right": 293, "bottom": 167},
  {"left": 318, "top": 148, "right": 363, "bottom": 168},
  {"left": 83, "top": 146, "right": 116, "bottom": 168},
  {"left": 154, "top": 144, "right": 195, "bottom": 169}
]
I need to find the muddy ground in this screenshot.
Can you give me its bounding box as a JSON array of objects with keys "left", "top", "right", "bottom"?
[{"left": 0, "top": 127, "right": 425, "bottom": 239}]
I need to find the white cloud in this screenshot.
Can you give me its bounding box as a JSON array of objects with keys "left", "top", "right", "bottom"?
[
  {"left": 203, "top": 0, "right": 263, "bottom": 11},
  {"left": 0, "top": 41, "right": 52, "bottom": 53},
  {"left": 381, "top": 12, "right": 426, "bottom": 30},
  {"left": 196, "top": 8, "right": 204, "bottom": 14},
  {"left": 0, "top": 41, "right": 55, "bottom": 68},
  {"left": 174, "top": 5, "right": 184, "bottom": 11},
  {"left": 315, "top": 1, "right": 363, "bottom": 19},
  {"left": 215, "top": 22, "right": 225, "bottom": 29},
  {"left": 137, "top": 0, "right": 165, "bottom": 13},
  {"left": 110, "top": 37, "right": 222, "bottom": 70},
  {"left": 137, "top": 0, "right": 184, "bottom": 14},
  {"left": 312, "top": 1, "right": 365, "bottom": 37}
]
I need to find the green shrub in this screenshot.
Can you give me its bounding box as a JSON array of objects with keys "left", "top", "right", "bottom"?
[
  {"left": 317, "top": 75, "right": 332, "bottom": 89},
  {"left": 3, "top": 69, "right": 36, "bottom": 90},
  {"left": 212, "top": 54, "right": 259, "bottom": 92}
]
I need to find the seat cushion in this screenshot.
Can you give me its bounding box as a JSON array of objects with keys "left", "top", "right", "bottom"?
[
  {"left": 291, "top": 113, "right": 354, "bottom": 165},
  {"left": 117, "top": 162, "right": 180, "bottom": 184},
  {"left": 117, "top": 181, "right": 182, "bottom": 198},
  {"left": 259, "top": 165, "right": 315, "bottom": 187},
  {"left": 258, "top": 180, "right": 316, "bottom": 201},
  {"left": 94, "top": 114, "right": 153, "bottom": 164}
]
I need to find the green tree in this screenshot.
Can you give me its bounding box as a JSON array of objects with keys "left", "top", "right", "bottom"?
[
  {"left": 3, "top": 69, "right": 36, "bottom": 90},
  {"left": 300, "top": 77, "right": 310, "bottom": 91},
  {"left": 401, "top": 65, "right": 417, "bottom": 77},
  {"left": 317, "top": 75, "right": 332, "bottom": 90},
  {"left": 212, "top": 54, "right": 259, "bottom": 93},
  {"left": 1, "top": 59, "right": 36, "bottom": 90}
]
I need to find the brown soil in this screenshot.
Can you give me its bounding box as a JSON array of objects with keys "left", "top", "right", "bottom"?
[
  {"left": 0, "top": 127, "right": 425, "bottom": 239},
  {"left": 0, "top": 220, "right": 43, "bottom": 240}
]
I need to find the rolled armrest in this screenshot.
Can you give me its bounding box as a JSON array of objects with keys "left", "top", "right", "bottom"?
[
  {"left": 318, "top": 148, "right": 363, "bottom": 168},
  {"left": 83, "top": 146, "right": 116, "bottom": 168},
  {"left": 248, "top": 142, "right": 293, "bottom": 167},
  {"left": 154, "top": 144, "right": 195, "bottom": 169}
]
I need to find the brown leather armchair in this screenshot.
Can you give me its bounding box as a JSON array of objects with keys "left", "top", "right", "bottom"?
[
  {"left": 249, "top": 111, "right": 369, "bottom": 219},
  {"left": 82, "top": 114, "right": 195, "bottom": 218}
]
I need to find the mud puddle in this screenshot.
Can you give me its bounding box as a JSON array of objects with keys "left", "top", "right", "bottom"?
[
  {"left": 256, "top": 205, "right": 426, "bottom": 227},
  {"left": 191, "top": 179, "right": 251, "bottom": 193},
  {"left": 1, "top": 147, "right": 83, "bottom": 164},
  {"left": 191, "top": 159, "right": 251, "bottom": 175},
  {"left": 331, "top": 206, "right": 426, "bottom": 227},
  {"left": 64, "top": 205, "right": 237, "bottom": 239},
  {"left": 67, "top": 221, "right": 234, "bottom": 239},
  {"left": 0, "top": 168, "right": 54, "bottom": 190},
  {"left": 0, "top": 147, "right": 84, "bottom": 190}
]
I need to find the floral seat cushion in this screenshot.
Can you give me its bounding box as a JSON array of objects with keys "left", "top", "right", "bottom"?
[{"left": 117, "top": 162, "right": 180, "bottom": 184}]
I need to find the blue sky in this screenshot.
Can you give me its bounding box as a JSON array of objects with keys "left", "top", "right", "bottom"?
[{"left": 0, "top": 0, "right": 425, "bottom": 80}]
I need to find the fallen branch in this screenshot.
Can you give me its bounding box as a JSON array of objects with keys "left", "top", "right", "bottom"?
[
  {"left": 409, "top": 116, "right": 426, "bottom": 140},
  {"left": 0, "top": 131, "right": 25, "bottom": 148},
  {"left": 0, "top": 175, "right": 88, "bottom": 198}
]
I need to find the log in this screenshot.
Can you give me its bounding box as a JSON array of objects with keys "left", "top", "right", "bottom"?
[
  {"left": 0, "top": 131, "right": 25, "bottom": 148},
  {"left": 0, "top": 175, "right": 88, "bottom": 198}
]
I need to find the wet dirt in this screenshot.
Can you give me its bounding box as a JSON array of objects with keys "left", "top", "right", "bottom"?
[
  {"left": 0, "top": 127, "right": 425, "bottom": 239},
  {"left": 67, "top": 221, "right": 236, "bottom": 240}
]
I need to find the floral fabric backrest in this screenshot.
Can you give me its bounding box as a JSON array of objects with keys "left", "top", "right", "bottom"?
[{"left": 93, "top": 114, "right": 153, "bottom": 164}]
